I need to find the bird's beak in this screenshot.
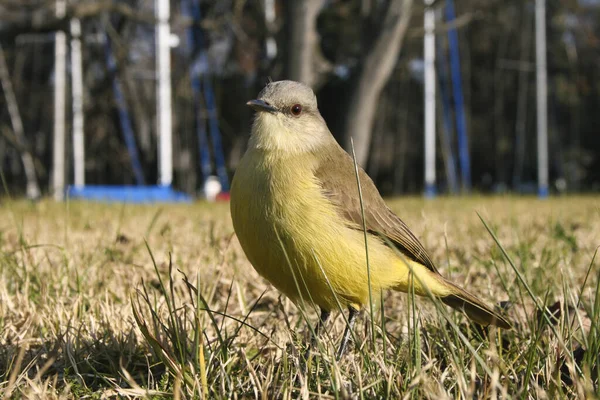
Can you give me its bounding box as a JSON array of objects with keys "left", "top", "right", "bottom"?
[{"left": 246, "top": 99, "right": 278, "bottom": 113}]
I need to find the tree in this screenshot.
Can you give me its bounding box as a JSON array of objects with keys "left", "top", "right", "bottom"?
[
  {"left": 285, "top": 0, "right": 329, "bottom": 87},
  {"left": 342, "top": 0, "right": 413, "bottom": 166}
]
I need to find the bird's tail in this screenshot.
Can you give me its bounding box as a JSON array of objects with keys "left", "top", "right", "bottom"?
[
  {"left": 440, "top": 279, "right": 511, "bottom": 329},
  {"left": 392, "top": 260, "right": 511, "bottom": 329}
]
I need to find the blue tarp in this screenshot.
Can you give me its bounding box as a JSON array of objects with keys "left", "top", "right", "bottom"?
[{"left": 67, "top": 185, "right": 192, "bottom": 203}]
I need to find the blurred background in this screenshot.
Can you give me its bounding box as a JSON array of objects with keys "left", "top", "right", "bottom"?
[{"left": 0, "top": 0, "right": 599, "bottom": 200}]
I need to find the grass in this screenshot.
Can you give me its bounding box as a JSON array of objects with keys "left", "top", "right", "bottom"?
[{"left": 0, "top": 196, "right": 598, "bottom": 398}]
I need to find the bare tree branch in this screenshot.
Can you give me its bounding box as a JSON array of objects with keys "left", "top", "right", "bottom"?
[
  {"left": 0, "top": 1, "right": 201, "bottom": 38},
  {"left": 0, "top": 44, "right": 40, "bottom": 198},
  {"left": 408, "top": 11, "right": 481, "bottom": 38}
]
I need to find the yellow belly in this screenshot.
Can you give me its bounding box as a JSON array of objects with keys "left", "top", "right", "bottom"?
[{"left": 230, "top": 149, "right": 441, "bottom": 311}]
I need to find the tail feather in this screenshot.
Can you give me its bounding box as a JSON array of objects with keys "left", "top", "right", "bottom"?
[{"left": 441, "top": 280, "right": 511, "bottom": 329}]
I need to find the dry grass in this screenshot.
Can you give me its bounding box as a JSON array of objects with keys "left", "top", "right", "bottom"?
[{"left": 0, "top": 196, "right": 598, "bottom": 398}]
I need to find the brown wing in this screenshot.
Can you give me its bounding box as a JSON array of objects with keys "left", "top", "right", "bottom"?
[{"left": 314, "top": 145, "right": 439, "bottom": 274}]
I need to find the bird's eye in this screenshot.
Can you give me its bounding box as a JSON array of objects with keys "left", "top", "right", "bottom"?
[{"left": 290, "top": 104, "right": 302, "bottom": 116}]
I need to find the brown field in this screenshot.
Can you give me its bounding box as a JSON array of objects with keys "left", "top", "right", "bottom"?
[{"left": 0, "top": 196, "right": 598, "bottom": 398}]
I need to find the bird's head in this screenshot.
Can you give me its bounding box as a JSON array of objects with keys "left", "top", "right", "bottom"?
[{"left": 246, "top": 80, "right": 333, "bottom": 154}]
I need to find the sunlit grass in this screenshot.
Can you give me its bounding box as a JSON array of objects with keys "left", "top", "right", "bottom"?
[{"left": 0, "top": 196, "right": 598, "bottom": 398}]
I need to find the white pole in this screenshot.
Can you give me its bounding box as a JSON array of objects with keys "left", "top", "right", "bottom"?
[
  {"left": 264, "top": 0, "right": 277, "bottom": 60},
  {"left": 424, "top": 0, "right": 436, "bottom": 197},
  {"left": 535, "top": 0, "right": 548, "bottom": 197},
  {"left": 156, "top": 0, "right": 173, "bottom": 186},
  {"left": 71, "top": 18, "right": 85, "bottom": 188},
  {"left": 53, "top": 0, "right": 67, "bottom": 200}
]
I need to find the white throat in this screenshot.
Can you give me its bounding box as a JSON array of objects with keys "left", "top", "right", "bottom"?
[{"left": 249, "top": 112, "right": 330, "bottom": 156}]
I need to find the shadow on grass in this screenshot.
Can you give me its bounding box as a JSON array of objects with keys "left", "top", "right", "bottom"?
[{"left": 0, "top": 322, "right": 163, "bottom": 397}]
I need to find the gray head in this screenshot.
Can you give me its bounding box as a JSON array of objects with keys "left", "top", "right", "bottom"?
[{"left": 246, "top": 80, "right": 332, "bottom": 154}]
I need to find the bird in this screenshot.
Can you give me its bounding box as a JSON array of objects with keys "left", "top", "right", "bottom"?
[{"left": 230, "top": 80, "right": 511, "bottom": 358}]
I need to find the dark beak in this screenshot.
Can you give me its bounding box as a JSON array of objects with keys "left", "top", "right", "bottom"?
[{"left": 246, "top": 99, "right": 278, "bottom": 113}]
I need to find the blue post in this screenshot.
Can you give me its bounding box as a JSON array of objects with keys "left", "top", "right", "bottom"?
[
  {"left": 436, "top": 33, "right": 459, "bottom": 194},
  {"left": 535, "top": 0, "right": 549, "bottom": 199},
  {"left": 424, "top": 184, "right": 437, "bottom": 198},
  {"left": 195, "top": 60, "right": 214, "bottom": 182},
  {"left": 181, "top": 0, "right": 212, "bottom": 184},
  {"left": 203, "top": 77, "right": 230, "bottom": 192},
  {"left": 446, "top": 0, "right": 471, "bottom": 192},
  {"left": 187, "top": 0, "right": 230, "bottom": 193},
  {"left": 104, "top": 35, "right": 145, "bottom": 185}
]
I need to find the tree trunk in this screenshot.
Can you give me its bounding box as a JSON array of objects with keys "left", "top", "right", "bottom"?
[
  {"left": 0, "top": 43, "right": 41, "bottom": 199},
  {"left": 512, "top": 3, "right": 532, "bottom": 189},
  {"left": 343, "top": 0, "right": 413, "bottom": 167},
  {"left": 286, "top": 0, "right": 326, "bottom": 86}
]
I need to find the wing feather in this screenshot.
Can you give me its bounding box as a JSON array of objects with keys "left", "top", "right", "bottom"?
[{"left": 314, "top": 146, "right": 439, "bottom": 274}]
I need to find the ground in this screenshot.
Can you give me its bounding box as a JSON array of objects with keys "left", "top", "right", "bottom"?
[{"left": 0, "top": 196, "right": 598, "bottom": 399}]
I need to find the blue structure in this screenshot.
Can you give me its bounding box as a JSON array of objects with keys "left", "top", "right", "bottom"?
[
  {"left": 105, "top": 35, "right": 146, "bottom": 186},
  {"left": 182, "top": 0, "right": 212, "bottom": 184},
  {"left": 436, "top": 32, "right": 459, "bottom": 194},
  {"left": 182, "top": 0, "right": 230, "bottom": 193},
  {"left": 68, "top": 185, "right": 191, "bottom": 203},
  {"left": 425, "top": 184, "right": 437, "bottom": 198},
  {"left": 446, "top": 0, "right": 471, "bottom": 192}
]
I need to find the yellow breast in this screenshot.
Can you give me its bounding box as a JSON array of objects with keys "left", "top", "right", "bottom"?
[{"left": 230, "top": 149, "right": 420, "bottom": 311}]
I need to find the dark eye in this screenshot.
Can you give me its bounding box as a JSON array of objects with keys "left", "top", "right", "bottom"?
[{"left": 290, "top": 104, "right": 302, "bottom": 116}]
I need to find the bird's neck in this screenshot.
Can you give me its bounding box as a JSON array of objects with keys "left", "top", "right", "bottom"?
[{"left": 248, "top": 114, "right": 332, "bottom": 156}]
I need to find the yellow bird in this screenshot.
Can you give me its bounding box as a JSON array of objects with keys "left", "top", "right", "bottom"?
[{"left": 230, "top": 80, "right": 510, "bottom": 357}]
